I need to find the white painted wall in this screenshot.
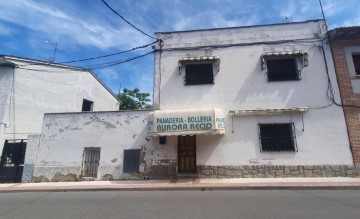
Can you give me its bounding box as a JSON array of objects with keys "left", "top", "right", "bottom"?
[
  {"left": 0, "top": 57, "right": 119, "bottom": 156},
  {"left": 0, "top": 66, "right": 13, "bottom": 131},
  {"left": 33, "top": 111, "right": 176, "bottom": 180},
  {"left": 152, "top": 20, "right": 353, "bottom": 165}
]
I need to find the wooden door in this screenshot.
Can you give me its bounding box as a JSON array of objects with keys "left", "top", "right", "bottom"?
[{"left": 178, "top": 136, "right": 196, "bottom": 173}]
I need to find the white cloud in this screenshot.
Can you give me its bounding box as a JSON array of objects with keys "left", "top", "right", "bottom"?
[{"left": 0, "top": 0, "right": 151, "bottom": 50}]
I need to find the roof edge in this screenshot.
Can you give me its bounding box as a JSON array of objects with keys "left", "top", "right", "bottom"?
[
  {"left": 155, "top": 19, "right": 325, "bottom": 35},
  {"left": 0, "top": 55, "right": 87, "bottom": 71},
  {"left": 0, "top": 54, "right": 120, "bottom": 102}
]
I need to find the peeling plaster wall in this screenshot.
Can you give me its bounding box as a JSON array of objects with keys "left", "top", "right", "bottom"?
[
  {"left": 22, "top": 134, "right": 40, "bottom": 182},
  {"left": 153, "top": 20, "right": 354, "bottom": 166},
  {"left": 33, "top": 111, "right": 177, "bottom": 181}
]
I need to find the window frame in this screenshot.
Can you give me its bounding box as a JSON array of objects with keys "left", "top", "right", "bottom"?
[
  {"left": 344, "top": 47, "right": 360, "bottom": 77},
  {"left": 82, "top": 99, "right": 94, "bottom": 112},
  {"left": 258, "top": 123, "right": 298, "bottom": 152},
  {"left": 184, "top": 62, "right": 214, "bottom": 85},
  {"left": 352, "top": 54, "right": 360, "bottom": 76},
  {"left": 265, "top": 57, "right": 301, "bottom": 82}
]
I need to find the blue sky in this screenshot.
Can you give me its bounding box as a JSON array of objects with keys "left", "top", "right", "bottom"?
[{"left": 0, "top": 0, "right": 359, "bottom": 96}]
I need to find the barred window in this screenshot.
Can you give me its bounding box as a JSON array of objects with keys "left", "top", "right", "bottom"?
[
  {"left": 185, "top": 63, "right": 214, "bottom": 85},
  {"left": 266, "top": 58, "right": 300, "bottom": 81},
  {"left": 259, "top": 123, "right": 297, "bottom": 152}
]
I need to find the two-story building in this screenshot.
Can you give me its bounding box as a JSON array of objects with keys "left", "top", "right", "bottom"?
[
  {"left": 29, "top": 20, "right": 358, "bottom": 182},
  {"left": 0, "top": 55, "right": 119, "bottom": 182},
  {"left": 148, "top": 19, "right": 355, "bottom": 178}
]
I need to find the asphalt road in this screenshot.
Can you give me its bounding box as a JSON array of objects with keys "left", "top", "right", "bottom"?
[{"left": 1, "top": 190, "right": 360, "bottom": 219}]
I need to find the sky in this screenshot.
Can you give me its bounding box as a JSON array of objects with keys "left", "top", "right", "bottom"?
[{"left": 0, "top": 0, "right": 360, "bottom": 96}]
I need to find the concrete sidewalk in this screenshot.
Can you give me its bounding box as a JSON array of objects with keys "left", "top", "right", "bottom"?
[{"left": 2, "top": 177, "right": 360, "bottom": 192}]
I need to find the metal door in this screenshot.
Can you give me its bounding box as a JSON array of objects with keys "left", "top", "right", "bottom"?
[
  {"left": 123, "top": 149, "right": 140, "bottom": 173},
  {"left": 82, "top": 147, "right": 100, "bottom": 177},
  {"left": 0, "top": 140, "right": 27, "bottom": 183},
  {"left": 178, "top": 136, "right": 196, "bottom": 173}
]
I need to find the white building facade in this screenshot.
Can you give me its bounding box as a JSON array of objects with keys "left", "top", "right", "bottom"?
[
  {"left": 0, "top": 56, "right": 119, "bottom": 182},
  {"left": 149, "top": 19, "right": 356, "bottom": 178},
  {"left": 29, "top": 20, "right": 358, "bottom": 182}
]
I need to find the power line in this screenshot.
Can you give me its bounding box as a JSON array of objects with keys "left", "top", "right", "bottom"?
[
  {"left": 100, "top": 0, "right": 156, "bottom": 40},
  {"left": 319, "top": 0, "right": 328, "bottom": 31},
  {"left": 14, "top": 50, "right": 154, "bottom": 72},
  {"left": 17, "top": 41, "right": 158, "bottom": 67},
  {"left": 90, "top": 51, "right": 154, "bottom": 70},
  {"left": 59, "top": 40, "right": 158, "bottom": 64}
]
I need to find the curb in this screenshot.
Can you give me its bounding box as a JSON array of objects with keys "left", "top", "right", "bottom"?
[{"left": 2, "top": 185, "right": 360, "bottom": 193}]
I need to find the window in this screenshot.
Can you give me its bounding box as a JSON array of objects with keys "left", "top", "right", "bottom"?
[
  {"left": 266, "top": 58, "right": 300, "bottom": 81},
  {"left": 259, "top": 123, "right": 297, "bottom": 152},
  {"left": 353, "top": 54, "right": 360, "bottom": 75},
  {"left": 82, "top": 147, "right": 100, "bottom": 177},
  {"left": 185, "top": 63, "right": 214, "bottom": 85},
  {"left": 159, "top": 136, "right": 166, "bottom": 144},
  {"left": 123, "top": 149, "right": 140, "bottom": 173},
  {"left": 82, "top": 99, "right": 93, "bottom": 111}
]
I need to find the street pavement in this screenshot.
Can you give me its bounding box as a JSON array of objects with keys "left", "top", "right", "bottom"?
[
  {"left": 1, "top": 190, "right": 360, "bottom": 218},
  {"left": 2, "top": 177, "right": 360, "bottom": 192}
]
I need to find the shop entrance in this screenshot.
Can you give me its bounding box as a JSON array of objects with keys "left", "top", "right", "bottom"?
[{"left": 178, "top": 135, "right": 196, "bottom": 173}]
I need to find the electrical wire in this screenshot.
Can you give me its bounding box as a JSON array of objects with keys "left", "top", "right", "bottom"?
[
  {"left": 59, "top": 40, "right": 158, "bottom": 64},
  {"left": 17, "top": 41, "right": 158, "bottom": 67},
  {"left": 89, "top": 51, "right": 154, "bottom": 70},
  {"left": 14, "top": 50, "right": 154, "bottom": 72},
  {"left": 100, "top": 0, "right": 156, "bottom": 40}
]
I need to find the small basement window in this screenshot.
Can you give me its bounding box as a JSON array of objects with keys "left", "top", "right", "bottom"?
[
  {"left": 266, "top": 58, "right": 300, "bottom": 81},
  {"left": 185, "top": 63, "right": 214, "bottom": 85},
  {"left": 352, "top": 54, "right": 360, "bottom": 76},
  {"left": 82, "top": 99, "right": 93, "bottom": 111},
  {"left": 259, "top": 123, "right": 297, "bottom": 152},
  {"left": 159, "top": 136, "right": 166, "bottom": 144},
  {"left": 123, "top": 149, "right": 141, "bottom": 173}
]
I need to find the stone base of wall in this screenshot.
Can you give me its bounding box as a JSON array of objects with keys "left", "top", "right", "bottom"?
[
  {"left": 196, "top": 165, "right": 360, "bottom": 178},
  {"left": 147, "top": 165, "right": 177, "bottom": 179},
  {"left": 31, "top": 164, "right": 360, "bottom": 182}
]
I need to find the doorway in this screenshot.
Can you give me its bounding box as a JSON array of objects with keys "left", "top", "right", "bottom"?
[
  {"left": 0, "top": 140, "right": 27, "bottom": 183},
  {"left": 82, "top": 147, "right": 101, "bottom": 177},
  {"left": 178, "top": 135, "right": 196, "bottom": 173}
]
